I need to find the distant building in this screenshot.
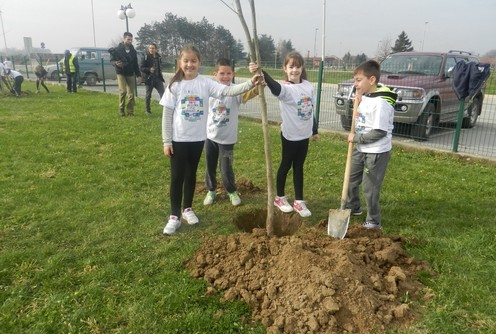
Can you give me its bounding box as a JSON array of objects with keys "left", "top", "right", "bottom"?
[{"left": 309, "top": 56, "right": 341, "bottom": 68}]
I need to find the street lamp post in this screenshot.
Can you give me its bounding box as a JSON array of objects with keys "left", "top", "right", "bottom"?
[
  {"left": 0, "top": 9, "right": 8, "bottom": 56},
  {"left": 315, "top": 0, "right": 326, "bottom": 125},
  {"left": 91, "top": 0, "right": 96, "bottom": 47},
  {"left": 421, "top": 21, "right": 429, "bottom": 51},
  {"left": 117, "top": 3, "right": 136, "bottom": 32}
]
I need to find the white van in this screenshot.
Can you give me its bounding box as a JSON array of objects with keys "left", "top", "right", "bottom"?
[{"left": 46, "top": 47, "right": 143, "bottom": 86}]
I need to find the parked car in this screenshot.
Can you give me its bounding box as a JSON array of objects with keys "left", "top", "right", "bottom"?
[
  {"left": 46, "top": 47, "right": 144, "bottom": 86},
  {"left": 334, "top": 50, "right": 485, "bottom": 140}
]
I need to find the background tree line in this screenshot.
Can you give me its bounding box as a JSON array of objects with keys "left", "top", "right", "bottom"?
[
  {"left": 135, "top": 12, "right": 298, "bottom": 66},
  {"left": 4, "top": 17, "right": 495, "bottom": 70},
  {"left": 135, "top": 14, "right": 423, "bottom": 69}
]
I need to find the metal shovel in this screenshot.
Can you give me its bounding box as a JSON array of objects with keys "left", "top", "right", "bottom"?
[{"left": 328, "top": 89, "right": 358, "bottom": 239}]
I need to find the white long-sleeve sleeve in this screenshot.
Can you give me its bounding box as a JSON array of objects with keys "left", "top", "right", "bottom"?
[{"left": 162, "top": 106, "right": 174, "bottom": 146}]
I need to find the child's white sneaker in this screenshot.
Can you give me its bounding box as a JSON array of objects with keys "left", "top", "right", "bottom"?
[
  {"left": 203, "top": 191, "right": 216, "bottom": 205},
  {"left": 274, "top": 196, "right": 293, "bottom": 213},
  {"left": 182, "top": 208, "right": 199, "bottom": 225},
  {"left": 229, "top": 192, "right": 241, "bottom": 206},
  {"left": 163, "top": 215, "right": 181, "bottom": 235},
  {"left": 293, "top": 200, "right": 311, "bottom": 217}
]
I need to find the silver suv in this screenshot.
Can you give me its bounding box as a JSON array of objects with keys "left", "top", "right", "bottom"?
[{"left": 334, "top": 51, "right": 485, "bottom": 140}]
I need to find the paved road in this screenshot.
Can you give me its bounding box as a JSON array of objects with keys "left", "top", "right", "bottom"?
[
  {"left": 82, "top": 75, "right": 496, "bottom": 160},
  {"left": 237, "top": 81, "right": 496, "bottom": 160}
]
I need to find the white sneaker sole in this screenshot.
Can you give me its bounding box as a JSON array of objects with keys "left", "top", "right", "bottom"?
[{"left": 275, "top": 205, "right": 293, "bottom": 213}]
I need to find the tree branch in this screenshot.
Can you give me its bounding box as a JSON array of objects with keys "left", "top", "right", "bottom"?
[{"left": 219, "top": 0, "right": 238, "bottom": 15}]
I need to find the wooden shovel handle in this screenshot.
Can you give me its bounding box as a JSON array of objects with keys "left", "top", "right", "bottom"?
[{"left": 340, "top": 96, "right": 359, "bottom": 210}]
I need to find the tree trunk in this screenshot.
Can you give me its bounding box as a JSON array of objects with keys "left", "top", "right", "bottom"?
[{"left": 234, "top": 0, "right": 275, "bottom": 236}]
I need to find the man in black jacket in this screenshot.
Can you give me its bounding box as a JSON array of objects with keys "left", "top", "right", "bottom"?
[
  {"left": 110, "top": 32, "right": 142, "bottom": 116},
  {"left": 140, "top": 43, "right": 165, "bottom": 115}
]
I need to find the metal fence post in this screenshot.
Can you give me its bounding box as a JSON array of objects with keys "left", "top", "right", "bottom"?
[
  {"left": 55, "top": 55, "right": 61, "bottom": 83},
  {"left": 452, "top": 99, "right": 465, "bottom": 152},
  {"left": 315, "top": 59, "right": 324, "bottom": 125},
  {"left": 24, "top": 56, "right": 29, "bottom": 79},
  {"left": 101, "top": 58, "right": 106, "bottom": 92}
]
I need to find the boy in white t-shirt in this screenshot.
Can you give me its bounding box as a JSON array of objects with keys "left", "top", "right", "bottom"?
[
  {"left": 203, "top": 58, "right": 258, "bottom": 207},
  {"left": 347, "top": 60, "right": 397, "bottom": 229}
]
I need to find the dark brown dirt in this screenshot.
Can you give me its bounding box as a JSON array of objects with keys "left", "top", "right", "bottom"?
[{"left": 187, "top": 180, "right": 432, "bottom": 334}]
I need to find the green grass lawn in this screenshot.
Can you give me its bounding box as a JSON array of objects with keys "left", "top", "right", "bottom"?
[{"left": 1, "top": 82, "right": 495, "bottom": 333}]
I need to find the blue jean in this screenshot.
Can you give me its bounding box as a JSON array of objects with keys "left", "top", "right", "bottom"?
[
  {"left": 66, "top": 72, "right": 77, "bottom": 92},
  {"left": 204, "top": 139, "right": 236, "bottom": 194},
  {"left": 346, "top": 149, "right": 391, "bottom": 224},
  {"left": 144, "top": 79, "right": 165, "bottom": 113}
]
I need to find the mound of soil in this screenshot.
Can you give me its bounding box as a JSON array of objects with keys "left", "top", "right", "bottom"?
[{"left": 187, "top": 219, "right": 431, "bottom": 334}]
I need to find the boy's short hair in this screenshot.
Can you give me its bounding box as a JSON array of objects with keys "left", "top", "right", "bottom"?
[
  {"left": 216, "top": 58, "right": 232, "bottom": 69},
  {"left": 123, "top": 32, "right": 133, "bottom": 38},
  {"left": 354, "top": 60, "right": 381, "bottom": 82}
]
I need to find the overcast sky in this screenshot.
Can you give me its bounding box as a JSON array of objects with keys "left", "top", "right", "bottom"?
[{"left": 1, "top": 0, "right": 494, "bottom": 58}]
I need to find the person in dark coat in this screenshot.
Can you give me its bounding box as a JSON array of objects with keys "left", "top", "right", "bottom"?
[
  {"left": 34, "top": 64, "right": 50, "bottom": 93},
  {"left": 140, "top": 42, "right": 165, "bottom": 115},
  {"left": 110, "top": 32, "right": 142, "bottom": 116},
  {"left": 63, "top": 50, "right": 79, "bottom": 93}
]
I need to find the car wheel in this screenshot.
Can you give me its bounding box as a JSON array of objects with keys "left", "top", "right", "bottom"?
[
  {"left": 85, "top": 74, "right": 97, "bottom": 86},
  {"left": 462, "top": 97, "right": 481, "bottom": 128},
  {"left": 50, "top": 70, "right": 59, "bottom": 80},
  {"left": 412, "top": 102, "right": 435, "bottom": 141},
  {"left": 340, "top": 115, "right": 352, "bottom": 131}
]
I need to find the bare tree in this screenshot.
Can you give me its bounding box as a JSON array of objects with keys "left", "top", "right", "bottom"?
[
  {"left": 222, "top": 0, "right": 275, "bottom": 236},
  {"left": 376, "top": 38, "right": 393, "bottom": 62}
]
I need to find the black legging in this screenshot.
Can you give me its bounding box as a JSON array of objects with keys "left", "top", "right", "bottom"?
[
  {"left": 169, "top": 141, "right": 204, "bottom": 217},
  {"left": 36, "top": 77, "right": 49, "bottom": 92},
  {"left": 276, "top": 133, "right": 309, "bottom": 200}
]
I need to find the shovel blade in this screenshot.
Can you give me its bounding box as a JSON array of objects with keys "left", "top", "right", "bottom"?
[{"left": 327, "top": 209, "right": 351, "bottom": 239}]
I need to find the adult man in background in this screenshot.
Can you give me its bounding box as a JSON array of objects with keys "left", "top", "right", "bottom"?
[
  {"left": 110, "top": 32, "right": 142, "bottom": 117},
  {"left": 63, "top": 50, "right": 79, "bottom": 93},
  {"left": 140, "top": 42, "right": 165, "bottom": 115}
]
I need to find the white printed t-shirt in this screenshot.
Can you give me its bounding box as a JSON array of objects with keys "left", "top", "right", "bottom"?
[
  {"left": 160, "top": 76, "right": 251, "bottom": 144},
  {"left": 207, "top": 94, "right": 242, "bottom": 145},
  {"left": 355, "top": 95, "right": 394, "bottom": 153},
  {"left": 277, "top": 80, "right": 315, "bottom": 141}
]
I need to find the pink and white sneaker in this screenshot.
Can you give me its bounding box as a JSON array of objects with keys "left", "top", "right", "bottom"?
[
  {"left": 293, "top": 200, "right": 311, "bottom": 217},
  {"left": 274, "top": 196, "right": 293, "bottom": 213}
]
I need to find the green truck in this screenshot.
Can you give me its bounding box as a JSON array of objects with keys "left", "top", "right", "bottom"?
[{"left": 46, "top": 47, "right": 143, "bottom": 86}]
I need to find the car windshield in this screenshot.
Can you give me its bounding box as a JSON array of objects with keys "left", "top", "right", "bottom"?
[{"left": 381, "top": 54, "right": 443, "bottom": 76}]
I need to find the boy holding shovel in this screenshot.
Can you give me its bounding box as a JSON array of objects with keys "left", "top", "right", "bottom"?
[{"left": 346, "top": 60, "right": 397, "bottom": 229}]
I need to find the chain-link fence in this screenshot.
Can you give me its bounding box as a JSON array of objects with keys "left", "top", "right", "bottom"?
[
  {"left": 239, "top": 61, "right": 496, "bottom": 160},
  {"left": 48, "top": 56, "right": 496, "bottom": 160}
]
